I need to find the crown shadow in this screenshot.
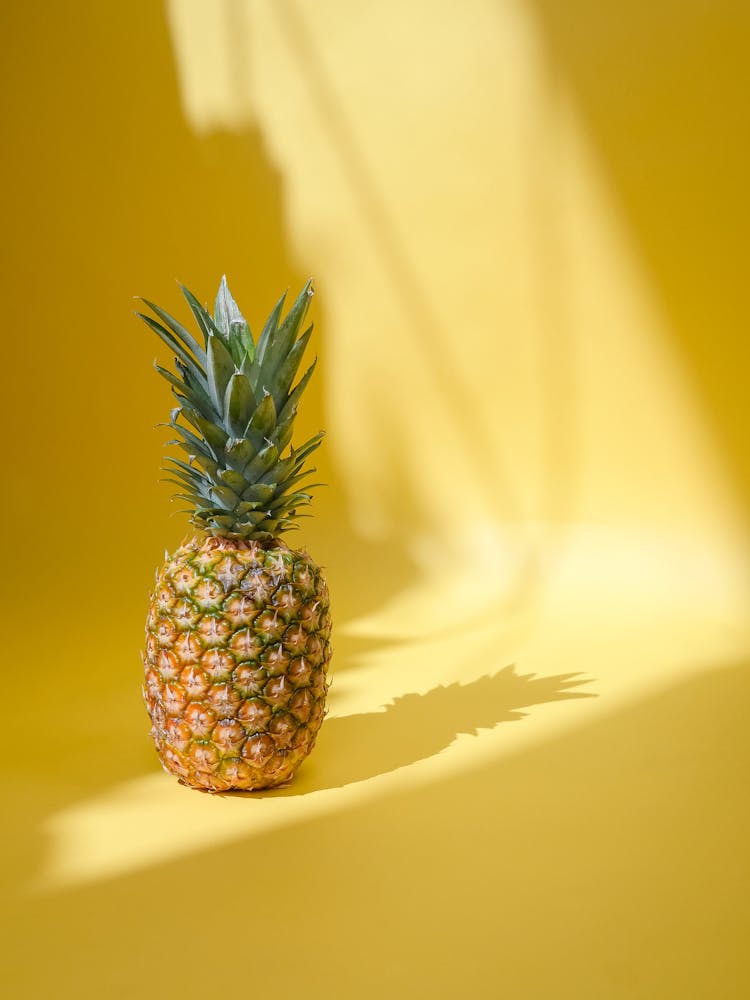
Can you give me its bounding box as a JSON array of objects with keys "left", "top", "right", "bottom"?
[{"left": 228, "top": 666, "right": 596, "bottom": 797}]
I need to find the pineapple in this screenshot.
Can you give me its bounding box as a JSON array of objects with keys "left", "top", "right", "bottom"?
[{"left": 137, "top": 276, "right": 332, "bottom": 791}]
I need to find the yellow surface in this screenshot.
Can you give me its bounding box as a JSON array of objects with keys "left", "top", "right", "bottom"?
[{"left": 2, "top": 1, "right": 749, "bottom": 997}]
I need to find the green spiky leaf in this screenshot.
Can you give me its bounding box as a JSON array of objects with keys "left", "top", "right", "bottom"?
[
  {"left": 253, "top": 291, "right": 285, "bottom": 366},
  {"left": 206, "top": 334, "right": 236, "bottom": 416},
  {"left": 224, "top": 372, "right": 255, "bottom": 438},
  {"left": 244, "top": 392, "right": 276, "bottom": 449},
  {"left": 244, "top": 442, "right": 279, "bottom": 482},
  {"left": 215, "top": 275, "right": 254, "bottom": 362},
  {"left": 268, "top": 324, "right": 313, "bottom": 412},
  {"left": 153, "top": 363, "right": 218, "bottom": 422},
  {"left": 276, "top": 359, "right": 317, "bottom": 427},
  {"left": 180, "top": 284, "right": 224, "bottom": 347},
  {"left": 137, "top": 313, "right": 206, "bottom": 387},
  {"left": 219, "top": 468, "right": 249, "bottom": 495},
  {"left": 210, "top": 483, "right": 242, "bottom": 510},
  {"left": 139, "top": 299, "right": 207, "bottom": 368},
  {"left": 260, "top": 281, "right": 313, "bottom": 387}
]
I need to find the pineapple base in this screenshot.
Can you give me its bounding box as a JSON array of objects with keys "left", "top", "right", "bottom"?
[{"left": 143, "top": 535, "right": 332, "bottom": 792}]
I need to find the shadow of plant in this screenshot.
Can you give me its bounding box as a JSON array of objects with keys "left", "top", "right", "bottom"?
[{"left": 238, "top": 666, "right": 596, "bottom": 796}]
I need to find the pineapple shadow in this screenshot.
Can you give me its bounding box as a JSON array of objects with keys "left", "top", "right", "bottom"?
[{"left": 233, "top": 666, "right": 596, "bottom": 797}]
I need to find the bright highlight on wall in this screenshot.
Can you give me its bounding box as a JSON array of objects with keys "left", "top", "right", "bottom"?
[{"left": 165, "top": 0, "right": 748, "bottom": 631}]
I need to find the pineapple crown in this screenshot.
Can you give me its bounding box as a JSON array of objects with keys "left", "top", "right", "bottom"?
[{"left": 137, "top": 276, "right": 323, "bottom": 540}]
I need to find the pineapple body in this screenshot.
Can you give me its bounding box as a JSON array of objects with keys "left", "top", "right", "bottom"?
[{"left": 144, "top": 535, "right": 331, "bottom": 791}]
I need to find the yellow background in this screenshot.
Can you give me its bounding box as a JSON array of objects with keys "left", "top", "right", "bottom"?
[{"left": 2, "top": 1, "right": 749, "bottom": 997}]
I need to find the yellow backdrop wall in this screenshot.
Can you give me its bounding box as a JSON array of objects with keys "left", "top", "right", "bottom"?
[{"left": 2, "top": 2, "right": 748, "bottom": 998}]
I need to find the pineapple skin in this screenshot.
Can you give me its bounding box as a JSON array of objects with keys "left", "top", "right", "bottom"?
[{"left": 143, "top": 534, "right": 331, "bottom": 791}]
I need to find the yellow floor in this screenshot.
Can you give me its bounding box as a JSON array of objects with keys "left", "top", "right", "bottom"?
[
  {"left": 2, "top": 2, "right": 749, "bottom": 997},
  {"left": 6, "top": 524, "right": 749, "bottom": 998}
]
